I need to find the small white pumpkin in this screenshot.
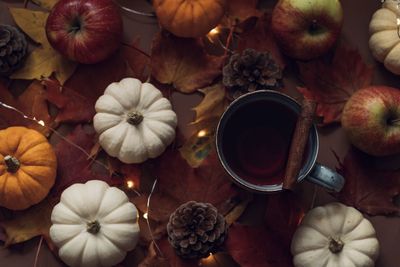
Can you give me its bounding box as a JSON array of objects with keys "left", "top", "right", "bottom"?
[
  {"left": 50, "top": 180, "right": 140, "bottom": 267},
  {"left": 369, "top": 1, "right": 400, "bottom": 75},
  {"left": 291, "top": 202, "right": 379, "bottom": 267},
  {"left": 93, "top": 78, "right": 177, "bottom": 164}
]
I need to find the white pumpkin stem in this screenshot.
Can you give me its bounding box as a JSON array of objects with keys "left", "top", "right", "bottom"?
[
  {"left": 329, "top": 237, "right": 344, "bottom": 253},
  {"left": 127, "top": 111, "right": 144, "bottom": 125},
  {"left": 87, "top": 220, "right": 101, "bottom": 234},
  {"left": 4, "top": 155, "right": 20, "bottom": 173}
]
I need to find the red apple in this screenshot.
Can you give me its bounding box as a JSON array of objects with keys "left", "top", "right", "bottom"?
[
  {"left": 342, "top": 86, "right": 400, "bottom": 156},
  {"left": 46, "top": 0, "right": 123, "bottom": 64},
  {"left": 271, "top": 0, "right": 343, "bottom": 60}
]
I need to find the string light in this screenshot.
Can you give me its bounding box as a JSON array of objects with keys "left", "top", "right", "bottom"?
[
  {"left": 143, "top": 212, "right": 148, "bottom": 219},
  {"left": 126, "top": 180, "right": 135, "bottom": 189},
  {"left": 208, "top": 27, "right": 220, "bottom": 37},
  {"left": 197, "top": 129, "right": 207, "bottom": 138}
]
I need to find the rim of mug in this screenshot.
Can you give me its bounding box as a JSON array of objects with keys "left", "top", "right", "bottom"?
[{"left": 215, "top": 90, "right": 319, "bottom": 193}]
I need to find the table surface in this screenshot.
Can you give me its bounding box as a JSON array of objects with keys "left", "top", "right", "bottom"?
[{"left": 1, "top": 0, "right": 400, "bottom": 266}]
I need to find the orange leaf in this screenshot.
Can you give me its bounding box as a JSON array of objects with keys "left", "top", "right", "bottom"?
[
  {"left": 238, "top": 12, "right": 285, "bottom": 69},
  {"left": 297, "top": 43, "right": 374, "bottom": 126},
  {"left": 151, "top": 32, "right": 224, "bottom": 93},
  {"left": 0, "top": 198, "right": 56, "bottom": 248},
  {"left": 334, "top": 148, "right": 400, "bottom": 216},
  {"left": 0, "top": 80, "right": 55, "bottom": 136}
]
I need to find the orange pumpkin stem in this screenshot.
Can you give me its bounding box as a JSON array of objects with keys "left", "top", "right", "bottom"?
[{"left": 4, "top": 155, "right": 20, "bottom": 173}]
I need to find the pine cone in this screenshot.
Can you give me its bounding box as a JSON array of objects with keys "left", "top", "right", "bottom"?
[
  {"left": 167, "top": 201, "right": 227, "bottom": 259},
  {"left": 0, "top": 25, "right": 28, "bottom": 76},
  {"left": 223, "top": 48, "right": 283, "bottom": 99}
]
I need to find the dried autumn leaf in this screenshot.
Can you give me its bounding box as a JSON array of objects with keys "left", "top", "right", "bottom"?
[
  {"left": 227, "top": 0, "right": 261, "bottom": 21},
  {"left": 334, "top": 148, "right": 400, "bottom": 216},
  {"left": 238, "top": 12, "right": 285, "bottom": 68},
  {"left": 297, "top": 44, "right": 374, "bottom": 126},
  {"left": 158, "top": 238, "right": 199, "bottom": 267},
  {"left": 151, "top": 32, "right": 224, "bottom": 93},
  {"left": 31, "top": 0, "right": 59, "bottom": 10},
  {"left": 226, "top": 224, "right": 293, "bottom": 267},
  {"left": 51, "top": 125, "right": 120, "bottom": 196},
  {"left": 9, "top": 8, "right": 77, "bottom": 84},
  {"left": 44, "top": 43, "right": 149, "bottom": 124},
  {"left": 192, "top": 83, "right": 229, "bottom": 126},
  {"left": 0, "top": 80, "right": 54, "bottom": 136},
  {"left": 133, "top": 149, "right": 237, "bottom": 224},
  {"left": 138, "top": 242, "right": 170, "bottom": 267},
  {"left": 0, "top": 198, "right": 56, "bottom": 248}
]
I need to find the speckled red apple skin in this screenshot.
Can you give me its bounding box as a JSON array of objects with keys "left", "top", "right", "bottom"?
[
  {"left": 45, "top": 0, "right": 123, "bottom": 64},
  {"left": 342, "top": 86, "right": 400, "bottom": 156}
]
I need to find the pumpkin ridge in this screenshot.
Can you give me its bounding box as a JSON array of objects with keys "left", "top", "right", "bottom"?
[
  {"left": 16, "top": 140, "right": 48, "bottom": 160},
  {"left": 17, "top": 167, "right": 50, "bottom": 190},
  {"left": 14, "top": 171, "right": 37, "bottom": 205},
  {"left": 300, "top": 224, "right": 331, "bottom": 240},
  {"left": 92, "top": 185, "right": 110, "bottom": 220},
  {"left": 196, "top": 1, "right": 212, "bottom": 29}
]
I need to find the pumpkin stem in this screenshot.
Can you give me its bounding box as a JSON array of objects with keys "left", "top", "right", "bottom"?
[
  {"left": 4, "top": 155, "right": 20, "bottom": 173},
  {"left": 127, "top": 111, "right": 143, "bottom": 125},
  {"left": 87, "top": 220, "right": 101, "bottom": 234},
  {"left": 329, "top": 237, "right": 344, "bottom": 253}
]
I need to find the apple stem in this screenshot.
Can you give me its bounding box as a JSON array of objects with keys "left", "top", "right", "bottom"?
[{"left": 389, "top": 118, "right": 400, "bottom": 125}]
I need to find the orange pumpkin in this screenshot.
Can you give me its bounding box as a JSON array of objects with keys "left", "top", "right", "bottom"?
[
  {"left": 153, "top": 0, "right": 227, "bottom": 38},
  {"left": 0, "top": 127, "right": 57, "bottom": 210}
]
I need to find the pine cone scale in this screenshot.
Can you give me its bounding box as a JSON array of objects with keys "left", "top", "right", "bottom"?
[{"left": 0, "top": 24, "right": 28, "bottom": 76}]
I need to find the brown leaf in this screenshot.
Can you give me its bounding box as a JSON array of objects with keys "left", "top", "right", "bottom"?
[
  {"left": 44, "top": 43, "right": 149, "bottom": 124},
  {"left": 0, "top": 80, "right": 54, "bottom": 136},
  {"left": 9, "top": 8, "right": 77, "bottom": 84},
  {"left": 334, "top": 148, "right": 400, "bottom": 216},
  {"left": 238, "top": 12, "right": 285, "bottom": 68},
  {"left": 224, "top": 193, "right": 253, "bottom": 226},
  {"left": 192, "top": 83, "right": 229, "bottom": 126},
  {"left": 226, "top": 224, "right": 293, "bottom": 267},
  {"left": 227, "top": 0, "right": 261, "bottom": 21},
  {"left": 0, "top": 198, "right": 56, "bottom": 247},
  {"left": 151, "top": 32, "right": 224, "bottom": 93},
  {"left": 158, "top": 238, "right": 199, "bottom": 267},
  {"left": 138, "top": 242, "right": 170, "bottom": 267},
  {"left": 44, "top": 79, "right": 94, "bottom": 124},
  {"left": 134, "top": 149, "right": 238, "bottom": 224},
  {"left": 51, "top": 125, "right": 120, "bottom": 197},
  {"left": 31, "top": 0, "right": 59, "bottom": 10},
  {"left": 297, "top": 43, "right": 374, "bottom": 126}
]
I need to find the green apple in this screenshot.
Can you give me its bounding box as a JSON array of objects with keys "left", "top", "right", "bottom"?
[
  {"left": 271, "top": 0, "right": 343, "bottom": 60},
  {"left": 342, "top": 86, "right": 400, "bottom": 156}
]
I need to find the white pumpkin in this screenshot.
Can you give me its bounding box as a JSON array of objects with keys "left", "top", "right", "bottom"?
[
  {"left": 93, "top": 78, "right": 177, "bottom": 164},
  {"left": 291, "top": 202, "right": 379, "bottom": 267},
  {"left": 369, "top": 1, "right": 400, "bottom": 75},
  {"left": 50, "top": 180, "right": 140, "bottom": 267}
]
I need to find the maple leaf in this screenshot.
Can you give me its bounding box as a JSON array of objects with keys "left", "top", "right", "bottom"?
[
  {"left": 51, "top": 125, "right": 120, "bottom": 196},
  {"left": 297, "top": 43, "right": 374, "bottom": 126},
  {"left": 151, "top": 32, "right": 224, "bottom": 93},
  {"left": 31, "top": 0, "right": 59, "bottom": 10},
  {"left": 226, "top": 224, "right": 293, "bottom": 267},
  {"left": 334, "top": 148, "right": 400, "bottom": 216},
  {"left": 133, "top": 149, "right": 238, "bottom": 224},
  {"left": 9, "top": 8, "right": 77, "bottom": 85},
  {"left": 226, "top": 0, "right": 261, "bottom": 22},
  {"left": 138, "top": 242, "right": 170, "bottom": 267},
  {"left": 0, "top": 198, "right": 56, "bottom": 249},
  {"left": 237, "top": 12, "right": 285, "bottom": 68},
  {"left": 44, "top": 43, "right": 150, "bottom": 124},
  {"left": 0, "top": 80, "right": 55, "bottom": 136}
]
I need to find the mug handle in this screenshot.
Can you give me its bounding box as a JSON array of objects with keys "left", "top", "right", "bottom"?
[{"left": 305, "top": 163, "right": 345, "bottom": 192}]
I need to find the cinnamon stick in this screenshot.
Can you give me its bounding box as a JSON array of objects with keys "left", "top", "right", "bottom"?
[{"left": 283, "top": 98, "right": 316, "bottom": 190}]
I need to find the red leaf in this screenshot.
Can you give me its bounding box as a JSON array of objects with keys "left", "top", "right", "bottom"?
[
  {"left": 297, "top": 43, "right": 374, "bottom": 126},
  {"left": 151, "top": 32, "right": 224, "bottom": 93},
  {"left": 238, "top": 12, "right": 285, "bottom": 68},
  {"left": 226, "top": 224, "right": 293, "bottom": 267},
  {"left": 227, "top": 0, "right": 261, "bottom": 21},
  {"left": 135, "top": 149, "right": 237, "bottom": 224},
  {"left": 51, "top": 125, "right": 119, "bottom": 196},
  {"left": 334, "top": 148, "right": 400, "bottom": 216},
  {"left": 158, "top": 238, "right": 199, "bottom": 267},
  {"left": 45, "top": 43, "right": 150, "bottom": 124},
  {"left": 0, "top": 80, "right": 55, "bottom": 136},
  {"left": 265, "top": 192, "right": 304, "bottom": 248}
]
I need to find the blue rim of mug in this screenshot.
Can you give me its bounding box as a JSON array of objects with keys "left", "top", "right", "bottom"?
[{"left": 216, "top": 90, "right": 319, "bottom": 193}]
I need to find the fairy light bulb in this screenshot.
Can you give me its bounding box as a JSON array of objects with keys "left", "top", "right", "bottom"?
[
  {"left": 126, "top": 180, "right": 135, "bottom": 189},
  {"left": 143, "top": 212, "right": 148, "bottom": 219},
  {"left": 208, "top": 27, "right": 220, "bottom": 37},
  {"left": 197, "top": 129, "right": 207, "bottom": 137}
]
